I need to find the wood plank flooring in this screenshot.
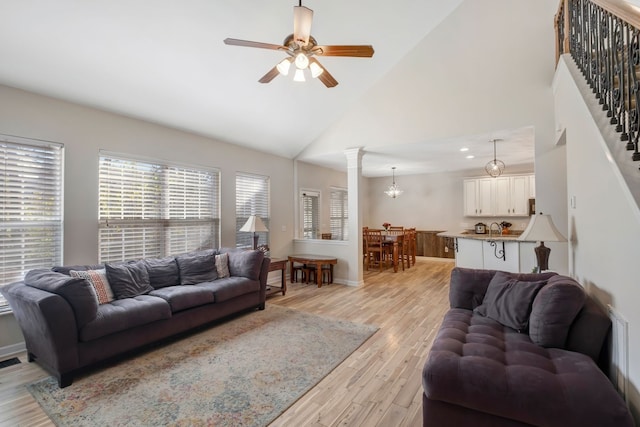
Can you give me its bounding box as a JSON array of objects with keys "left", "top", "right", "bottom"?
[{"left": 0, "top": 257, "right": 454, "bottom": 427}]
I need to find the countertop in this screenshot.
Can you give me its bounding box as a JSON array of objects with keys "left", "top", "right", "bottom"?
[{"left": 437, "top": 230, "right": 536, "bottom": 242}]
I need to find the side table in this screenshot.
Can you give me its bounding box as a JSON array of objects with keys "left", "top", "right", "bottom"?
[{"left": 266, "top": 258, "right": 287, "bottom": 296}]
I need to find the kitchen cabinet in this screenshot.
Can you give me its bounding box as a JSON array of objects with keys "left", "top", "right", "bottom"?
[
  {"left": 453, "top": 236, "right": 535, "bottom": 273},
  {"left": 463, "top": 178, "right": 495, "bottom": 216},
  {"left": 455, "top": 238, "right": 484, "bottom": 269},
  {"left": 415, "top": 231, "right": 455, "bottom": 259},
  {"left": 464, "top": 174, "right": 533, "bottom": 217}
]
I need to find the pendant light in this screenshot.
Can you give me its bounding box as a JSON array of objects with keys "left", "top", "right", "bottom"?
[
  {"left": 384, "top": 167, "right": 403, "bottom": 198},
  {"left": 485, "top": 138, "right": 505, "bottom": 178}
]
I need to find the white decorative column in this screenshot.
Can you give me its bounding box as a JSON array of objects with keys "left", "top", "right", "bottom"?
[{"left": 344, "top": 148, "right": 364, "bottom": 286}]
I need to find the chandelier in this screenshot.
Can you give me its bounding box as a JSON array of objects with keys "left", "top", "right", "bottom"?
[
  {"left": 384, "top": 167, "right": 403, "bottom": 198},
  {"left": 485, "top": 138, "right": 505, "bottom": 178}
]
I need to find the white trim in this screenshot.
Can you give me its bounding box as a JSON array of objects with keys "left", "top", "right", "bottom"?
[{"left": 0, "top": 342, "right": 26, "bottom": 359}]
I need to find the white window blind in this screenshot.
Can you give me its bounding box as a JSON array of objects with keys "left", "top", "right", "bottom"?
[
  {"left": 301, "top": 190, "right": 319, "bottom": 239},
  {"left": 0, "top": 136, "right": 63, "bottom": 312},
  {"left": 99, "top": 155, "right": 219, "bottom": 262},
  {"left": 236, "top": 173, "right": 270, "bottom": 249},
  {"left": 330, "top": 187, "right": 348, "bottom": 240}
]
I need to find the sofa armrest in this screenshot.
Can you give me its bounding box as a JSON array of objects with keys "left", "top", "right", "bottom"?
[
  {"left": 2, "top": 282, "right": 79, "bottom": 385},
  {"left": 566, "top": 296, "right": 611, "bottom": 371}
]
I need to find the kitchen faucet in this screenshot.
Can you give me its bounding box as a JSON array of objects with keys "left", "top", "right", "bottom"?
[{"left": 489, "top": 222, "right": 502, "bottom": 237}]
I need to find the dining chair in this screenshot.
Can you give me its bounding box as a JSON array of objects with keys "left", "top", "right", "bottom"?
[
  {"left": 386, "top": 228, "right": 408, "bottom": 270},
  {"left": 407, "top": 228, "right": 417, "bottom": 266},
  {"left": 364, "top": 229, "right": 391, "bottom": 271}
]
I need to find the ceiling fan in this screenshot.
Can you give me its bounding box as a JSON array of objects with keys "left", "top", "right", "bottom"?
[{"left": 223, "top": 1, "right": 374, "bottom": 88}]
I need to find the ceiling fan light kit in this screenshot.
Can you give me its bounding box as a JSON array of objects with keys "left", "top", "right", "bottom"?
[{"left": 223, "top": 1, "right": 374, "bottom": 88}]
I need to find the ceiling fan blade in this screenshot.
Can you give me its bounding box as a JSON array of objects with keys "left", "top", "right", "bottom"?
[
  {"left": 309, "top": 57, "right": 338, "bottom": 88},
  {"left": 224, "top": 38, "right": 285, "bottom": 51},
  {"left": 293, "top": 6, "right": 313, "bottom": 47},
  {"left": 313, "top": 45, "right": 375, "bottom": 57},
  {"left": 258, "top": 66, "right": 280, "bottom": 84}
]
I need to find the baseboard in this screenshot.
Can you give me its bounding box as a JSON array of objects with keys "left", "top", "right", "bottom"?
[{"left": 0, "top": 342, "right": 25, "bottom": 359}]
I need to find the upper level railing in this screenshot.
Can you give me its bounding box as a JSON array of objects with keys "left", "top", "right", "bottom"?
[{"left": 556, "top": 0, "right": 640, "bottom": 166}]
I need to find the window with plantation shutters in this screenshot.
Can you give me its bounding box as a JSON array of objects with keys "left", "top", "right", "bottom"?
[
  {"left": 0, "top": 135, "right": 63, "bottom": 313},
  {"left": 236, "top": 173, "right": 270, "bottom": 249},
  {"left": 99, "top": 154, "right": 219, "bottom": 262},
  {"left": 300, "top": 190, "right": 319, "bottom": 239},
  {"left": 330, "top": 187, "right": 348, "bottom": 240}
]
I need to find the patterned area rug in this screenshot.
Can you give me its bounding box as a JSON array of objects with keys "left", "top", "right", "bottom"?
[{"left": 27, "top": 305, "right": 378, "bottom": 427}]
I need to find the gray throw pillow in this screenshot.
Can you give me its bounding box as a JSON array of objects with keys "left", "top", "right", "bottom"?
[
  {"left": 529, "top": 275, "right": 586, "bottom": 348},
  {"left": 143, "top": 256, "right": 180, "bottom": 289},
  {"left": 474, "top": 271, "right": 548, "bottom": 332},
  {"left": 105, "top": 261, "right": 153, "bottom": 299},
  {"left": 175, "top": 249, "right": 217, "bottom": 285}
]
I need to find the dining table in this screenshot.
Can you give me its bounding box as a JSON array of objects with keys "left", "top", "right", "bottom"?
[{"left": 287, "top": 254, "right": 338, "bottom": 288}]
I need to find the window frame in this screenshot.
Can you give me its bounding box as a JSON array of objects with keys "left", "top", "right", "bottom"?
[
  {"left": 0, "top": 134, "right": 64, "bottom": 313},
  {"left": 329, "top": 186, "right": 348, "bottom": 240},
  {"left": 300, "top": 189, "right": 321, "bottom": 239},
  {"left": 98, "top": 152, "right": 220, "bottom": 262},
  {"left": 235, "top": 172, "right": 270, "bottom": 249}
]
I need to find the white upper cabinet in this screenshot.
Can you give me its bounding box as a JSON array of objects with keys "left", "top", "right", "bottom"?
[
  {"left": 464, "top": 178, "right": 495, "bottom": 216},
  {"left": 464, "top": 174, "right": 533, "bottom": 217}
]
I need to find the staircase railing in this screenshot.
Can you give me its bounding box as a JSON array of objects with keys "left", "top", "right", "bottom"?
[{"left": 556, "top": 0, "right": 640, "bottom": 166}]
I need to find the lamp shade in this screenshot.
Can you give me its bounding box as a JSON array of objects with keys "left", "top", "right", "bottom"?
[
  {"left": 518, "top": 213, "right": 566, "bottom": 242},
  {"left": 239, "top": 215, "right": 269, "bottom": 233}
]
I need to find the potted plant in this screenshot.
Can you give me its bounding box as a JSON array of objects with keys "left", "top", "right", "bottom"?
[{"left": 382, "top": 222, "right": 391, "bottom": 231}]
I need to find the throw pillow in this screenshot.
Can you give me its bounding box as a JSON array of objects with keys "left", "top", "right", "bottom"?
[
  {"left": 105, "top": 261, "right": 153, "bottom": 299},
  {"left": 70, "top": 268, "right": 115, "bottom": 304},
  {"left": 529, "top": 275, "right": 586, "bottom": 348},
  {"left": 175, "top": 249, "right": 217, "bottom": 285},
  {"left": 215, "top": 252, "right": 230, "bottom": 279},
  {"left": 474, "top": 271, "right": 548, "bottom": 332},
  {"left": 142, "top": 256, "right": 180, "bottom": 289}
]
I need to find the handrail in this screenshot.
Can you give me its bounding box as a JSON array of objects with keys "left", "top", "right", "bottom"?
[{"left": 556, "top": 0, "right": 640, "bottom": 167}]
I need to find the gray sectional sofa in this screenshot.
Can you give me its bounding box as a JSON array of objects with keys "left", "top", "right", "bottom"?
[
  {"left": 1, "top": 248, "right": 269, "bottom": 388},
  {"left": 422, "top": 267, "right": 634, "bottom": 427}
]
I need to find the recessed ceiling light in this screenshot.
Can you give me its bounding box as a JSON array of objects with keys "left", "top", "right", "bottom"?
[
  {"left": 466, "top": 155, "right": 475, "bottom": 159},
  {"left": 460, "top": 147, "right": 469, "bottom": 152}
]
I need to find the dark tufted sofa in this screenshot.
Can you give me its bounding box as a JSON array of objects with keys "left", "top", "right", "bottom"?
[
  {"left": 422, "top": 267, "right": 634, "bottom": 427},
  {"left": 1, "top": 248, "right": 269, "bottom": 388}
]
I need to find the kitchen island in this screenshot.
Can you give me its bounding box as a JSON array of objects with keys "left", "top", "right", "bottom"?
[{"left": 438, "top": 230, "right": 537, "bottom": 273}]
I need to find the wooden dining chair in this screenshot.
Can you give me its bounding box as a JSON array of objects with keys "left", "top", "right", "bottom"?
[
  {"left": 364, "top": 229, "right": 391, "bottom": 271},
  {"left": 386, "top": 229, "right": 408, "bottom": 270},
  {"left": 406, "top": 228, "right": 417, "bottom": 266}
]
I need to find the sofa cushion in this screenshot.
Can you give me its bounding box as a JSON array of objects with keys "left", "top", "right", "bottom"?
[
  {"left": 142, "top": 256, "right": 180, "bottom": 289},
  {"left": 226, "top": 249, "right": 264, "bottom": 281},
  {"left": 106, "top": 261, "right": 153, "bottom": 299},
  {"left": 24, "top": 269, "right": 98, "bottom": 329},
  {"left": 529, "top": 275, "right": 586, "bottom": 348},
  {"left": 474, "top": 271, "right": 548, "bottom": 331},
  {"left": 149, "top": 285, "right": 215, "bottom": 312},
  {"left": 69, "top": 269, "right": 115, "bottom": 305},
  {"left": 175, "top": 249, "right": 217, "bottom": 285},
  {"left": 79, "top": 295, "right": 171, "bottom": 341},
  {"left": 423, "top": 308, "right": 634, "bottom": 427},
  {"left": 215, "top": 252, "right": 230, "bottom": 279},
  {"left": 52, "top": 264, "right": 104, "bottom": 276},
  {"left": 196, "top": 276, "right": 261, "bottom": 302}
]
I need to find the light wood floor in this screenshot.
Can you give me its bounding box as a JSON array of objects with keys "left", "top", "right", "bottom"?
[{"left": 0, "top": 257, "right": 454, "bottom": 427}]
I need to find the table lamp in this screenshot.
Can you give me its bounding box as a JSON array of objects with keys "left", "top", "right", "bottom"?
[
  {"left": 518, "top": 213, "right": 566, "bottom": 272},
  {"left": 239, "top": 215, "right": 269, "bottom": 250}
]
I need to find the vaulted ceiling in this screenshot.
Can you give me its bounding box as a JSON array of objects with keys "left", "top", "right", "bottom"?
[{"left": 0, "top": 0, "right": 558, "bottom": 177}]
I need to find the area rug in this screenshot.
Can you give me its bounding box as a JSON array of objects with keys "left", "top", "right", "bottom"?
[{"left": 27, "top": 305, "right": 378, "bottom": 427}]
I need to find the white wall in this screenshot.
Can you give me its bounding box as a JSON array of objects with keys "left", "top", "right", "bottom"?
[
  {"left": 295, "top": 161, "right": 348, "bottom": 239},
  {"left": 554, "top": 56, "right": 640, "bottom": 422},
  {"left": 367, "top": 166, "right": 534, "bottom": 232},
  {"left": 0, "top": 84, "right": 296, "bottom": 351}
]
